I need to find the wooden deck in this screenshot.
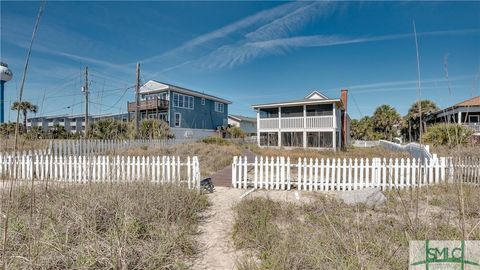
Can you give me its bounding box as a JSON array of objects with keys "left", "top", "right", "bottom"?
[{"left": 209, "top": 149, "right": 256, "bottom": 187}]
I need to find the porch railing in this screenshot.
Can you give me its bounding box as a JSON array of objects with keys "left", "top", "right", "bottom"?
[
  {"left": 259, "top": 116, "right": 333, "bottom": 130},
  {"left": 463, "top": 123, "right": 480, "bottom": 133}
]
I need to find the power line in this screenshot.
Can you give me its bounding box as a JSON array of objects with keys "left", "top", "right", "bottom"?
[{"left": 89, "top": 85, "right": 134, "bottom": 111}]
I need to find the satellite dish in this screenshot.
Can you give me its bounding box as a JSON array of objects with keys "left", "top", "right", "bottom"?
[{"left": 0, "top": 62, "right": 13, "bottom": 82}]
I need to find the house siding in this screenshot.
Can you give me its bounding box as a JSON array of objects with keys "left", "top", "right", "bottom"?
[{"left": 169, "top": 91, "right": 228, "bottom": 129}]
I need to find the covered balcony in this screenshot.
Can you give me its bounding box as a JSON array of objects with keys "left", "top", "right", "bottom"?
[
  {"left": 258, "top": 104, "right": 334, "bottom": 130},
  {"left": 128, "top": 98, "right": 169, "bottom": 112}
]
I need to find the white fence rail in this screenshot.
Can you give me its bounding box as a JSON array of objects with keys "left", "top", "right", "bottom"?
[
  {"left": 231, "top": 156, "right": 476, "bottom": 191},
  {"left": 352, "top": 140, "right": 381, "bottom": 148},
  {"left": 0, "top": 152, "right": 200, "bottom": 189},
  {"left": 379, "top": 140, "right": 433, "bottom": 160}
]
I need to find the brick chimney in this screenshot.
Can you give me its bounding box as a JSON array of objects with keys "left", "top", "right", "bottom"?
[{"left": 340, "top": 89, "right": 348, "bottom": 149}]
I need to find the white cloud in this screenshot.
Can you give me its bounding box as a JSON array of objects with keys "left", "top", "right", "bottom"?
[{"left": 196, "top": 29, "right": 480, "bottom": 70}]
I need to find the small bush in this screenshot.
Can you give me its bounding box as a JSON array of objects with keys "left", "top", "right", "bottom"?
[
  {"left": 424, "top": 123, "right": 473, "bottom": 147},
  {"left": 138, "top": 119, "right": 175, "bottom": 140},
  {"left": 201, "top": 136, "right": 230, "bottom": 145},
  {"left": 227, "top": 126, "right": 246, "bottom": 138}
]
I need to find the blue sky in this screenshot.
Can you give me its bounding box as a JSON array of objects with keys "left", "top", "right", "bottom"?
[{"left": 1, "top": 1, "right": 479, "bottom": 121}]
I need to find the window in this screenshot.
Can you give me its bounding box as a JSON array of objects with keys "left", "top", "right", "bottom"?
[
  {"left": 260, "top": 132, "right": 278, "bottom": 146},
  {"left": 281, "top": 106, "right": 303, "bottom": 118},
  {"left": 158, "top": 113, "right": 168, "bottom": 122},
  {"left": 259, "top": 108, "right": 278, "bottom": 118},
  {"left": 172, "top": 92, "right": 194, "bottom": 109},
  {"left": 215, "top": 102, "right": 224, "bottom": 113},
  {"left": 306, "top": 104, "right": 333, "bottom": 116},
  {"left": 469, "top": 115, "right": 479, "bottom": 123},
  {"left": 281, "top": 132, "right": 303, "bottom": 147},
  {"left": 201, "top": 98, "right": 205, "bottom": 105},
  {"left": 174, "top": 113, "right": 181, "bottom": 127},
  {"left": 307, "top": 132, "right": 333, "bottom": 148}
]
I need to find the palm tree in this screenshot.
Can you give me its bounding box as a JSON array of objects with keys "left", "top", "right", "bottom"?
[
  {"left": 11, "top": 101, "right": 38, "bottom": 132},
  {"left": 406, "top": 100, "right": 439, "bottom": 141},
  {"left": 372, "top": 104, "right": 401, "bottom": 141}
]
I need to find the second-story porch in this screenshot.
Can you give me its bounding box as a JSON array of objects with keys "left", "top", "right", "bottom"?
[
  {"left": 127, "top": 97, "right": 169, "bottom": 112},
  {"left": 257, "top": 104, "right": 336, "bottom": 131}
]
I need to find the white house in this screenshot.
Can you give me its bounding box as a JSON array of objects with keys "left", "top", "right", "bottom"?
[{"left": 252, "top": 89, "right": 350, "bottom": 151}]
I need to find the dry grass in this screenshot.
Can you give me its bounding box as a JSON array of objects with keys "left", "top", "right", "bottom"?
[
  {"left": 0, "top": 138, "right": 50, "bottom": 153},
  {"left": 246, "top": 145, "right": 410, "bottom": 160},
  {"left": 1, "top": 183, "right": 208, "bottom": 269},
  {"left": 110, "top": 142, "right": 244, "bottom": 177},
  {"left": 233, "top": 184, "right": 480, "bottom": 270},
  {"left": 431, "top": 144, "right": 480, "bottom": 158}
]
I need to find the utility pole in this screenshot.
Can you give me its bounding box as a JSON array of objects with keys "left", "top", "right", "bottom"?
[
  {"left": 135, "top": 63, "right": 140, "bottom": 139},
  {"left": 83, "top": 66, "right": 89, "bottom": 136}
]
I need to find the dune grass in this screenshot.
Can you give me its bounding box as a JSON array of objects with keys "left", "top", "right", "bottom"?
[
  {"left": 111, "top": 141, "right": 244, "bottom": 177},
  {"left": 1, "top": 183, "right": 208, "bottom": 269},
  {"left": 246, "top": 145, "right": 410, "bottom": 160},
  {"left": 233, "top": 184, "right": 480, "bottom": 270}
]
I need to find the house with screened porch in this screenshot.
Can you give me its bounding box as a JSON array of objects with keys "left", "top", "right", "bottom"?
[{"left": 252, "top": 89, "right": 350, "bottom": 151}]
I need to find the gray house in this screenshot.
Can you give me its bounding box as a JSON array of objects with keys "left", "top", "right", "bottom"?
[
  {"left": 128, "top": 80, "right": 231, "bottom": 138},
  {"left": 228, "top": 114, "right": 257, "bottom": 136}
]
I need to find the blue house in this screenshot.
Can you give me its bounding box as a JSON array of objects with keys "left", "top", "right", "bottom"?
[{"left": 128, "top": 80, "right": 231, "bottom": 137}]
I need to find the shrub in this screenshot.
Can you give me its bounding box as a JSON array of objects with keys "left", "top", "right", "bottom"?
[
  {"left": 23, "top": 126, "right": 44, "bottom": 140},
  {"left": 227, "top": 126, "right": 246, "bottom": 138},
  {"left": 138, "top": 119, "right": 174, "bottom": 140},
  {"left": 48, "top": 124, "right": 80, "bottom": 139},
  {"left": 0, "top": 122, "right": 23, "bottom": 138},
  {"left": 87, "top": 118, "right": 130, "bottom": 140},
  {"left": 424, "top": 123, "right": 473, "bottom": 147},
  {"left": 201, "top": 136, "right": 230, "bottom": 145}
]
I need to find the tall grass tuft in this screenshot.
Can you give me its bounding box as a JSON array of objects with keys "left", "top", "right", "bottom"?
[
  {"left": 233, "top": 184, "right": 480, "bottom": 270},
  {"left": 1, "top": 183, "right": 208, "bottom": 269}
]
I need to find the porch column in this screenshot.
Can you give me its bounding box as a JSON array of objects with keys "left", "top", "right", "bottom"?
[
  {"left": 332, "top": 103, "right": 337, "bottom": 151},
  {"left": 303, "top": 105, "right": 307, "bottom": 148},
  {"left": 458, "top": 111, "right": 462, "bottom": 124},
  {"left": 278, "top": 107, "right": 282, "bottom": 147},
  {"left": 256, "top": 109, "right": 260, "bottom": 146}
]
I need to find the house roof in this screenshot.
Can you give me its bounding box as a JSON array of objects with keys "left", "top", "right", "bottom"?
[
  {"left": 430, "top": 96, "right": 480, "bottom": 117},
  {"left": 454, "top": 96, "right": 480, "bottom": 107},
  {"left": 140, "top": 80, "right": 232, "bottom": 104},
  {"left": 228, "top": 114, "right": 256, "bottom": 123},
  {"left": 252, "top": 90, "right": 344, "bottom": 109},
  {"left": 304, "top": 91, "right": 329, "bottom": 100}
]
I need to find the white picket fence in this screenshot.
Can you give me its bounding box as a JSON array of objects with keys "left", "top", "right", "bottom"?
[
  {"left": 0, "top": 152, "right": 200, "bottom": 189},
  {"left": 232, "top": 156, "right": 461, "bottom": 191}
]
